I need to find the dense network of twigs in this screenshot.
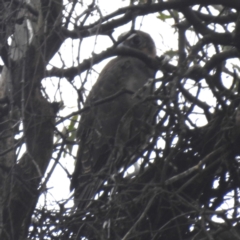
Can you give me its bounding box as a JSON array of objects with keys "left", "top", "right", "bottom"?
[{"left": 1, "top": 0, "right": 240, "bottom": 240}]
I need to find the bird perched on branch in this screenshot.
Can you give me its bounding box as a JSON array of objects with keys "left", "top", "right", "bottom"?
[{"left": 71, "top": 30, "right": 157, "bottom": 209}]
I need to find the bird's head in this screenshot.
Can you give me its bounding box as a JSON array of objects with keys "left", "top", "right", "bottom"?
[{"left": 117, "top": 30, "right": 156, "bottom": 58}]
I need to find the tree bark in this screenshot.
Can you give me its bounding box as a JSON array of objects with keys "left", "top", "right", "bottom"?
[{"left": 0, "top": 0, "right": 63, "bottom": 239}]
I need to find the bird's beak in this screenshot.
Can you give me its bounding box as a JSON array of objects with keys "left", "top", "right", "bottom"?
[{"left": 117, "top": 42, "right": 124, "bottom": 49}]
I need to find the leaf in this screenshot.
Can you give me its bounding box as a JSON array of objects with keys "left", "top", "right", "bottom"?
[
  {"left": 63, "top": 115, "right": 78, "bottom": 157},
  {"left": 157, "top": 12, "right": 172, "bottom": 21}
]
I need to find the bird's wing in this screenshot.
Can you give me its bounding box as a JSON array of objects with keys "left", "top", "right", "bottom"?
[
  {"left": 115, "top": 80, "right": 157, "bottom": 170},
  {"left": 71, "top": 56, "right": 156, "bottom": 209}
]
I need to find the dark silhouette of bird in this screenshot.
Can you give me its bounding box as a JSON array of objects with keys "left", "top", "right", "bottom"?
[{"left": 71, "top": 30, "right": 157, "bottom": 209}]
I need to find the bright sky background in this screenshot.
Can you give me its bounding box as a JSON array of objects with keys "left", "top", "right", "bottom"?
[
  {"left": 0, "top": 0, "right": 237, "bottom": 224},
  {"left": 37, "top": 1, "right": 240, "bottom": 216},
  {"left": 39, "top": 0, "right": 179, "bottom": 208}
]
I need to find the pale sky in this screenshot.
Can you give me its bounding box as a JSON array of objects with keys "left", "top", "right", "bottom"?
[
  {"left": 39, "top": 1, "right": 179, "bottom": 208},
  {"left": 39, "top": 1, "right": 238, "bottom": 210}
]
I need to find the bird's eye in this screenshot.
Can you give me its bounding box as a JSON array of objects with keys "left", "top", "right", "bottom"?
[{"left": 131, "top": 35, "right": 142, "bottom": 46}]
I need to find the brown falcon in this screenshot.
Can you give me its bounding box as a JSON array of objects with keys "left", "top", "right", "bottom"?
[{"left": 71, "top": 30, "right": 157, "bottom": 208}]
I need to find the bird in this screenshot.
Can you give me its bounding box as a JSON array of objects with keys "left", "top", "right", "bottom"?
[{"left": 71, "top": 30, "right": 157, "bottom": 209}]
